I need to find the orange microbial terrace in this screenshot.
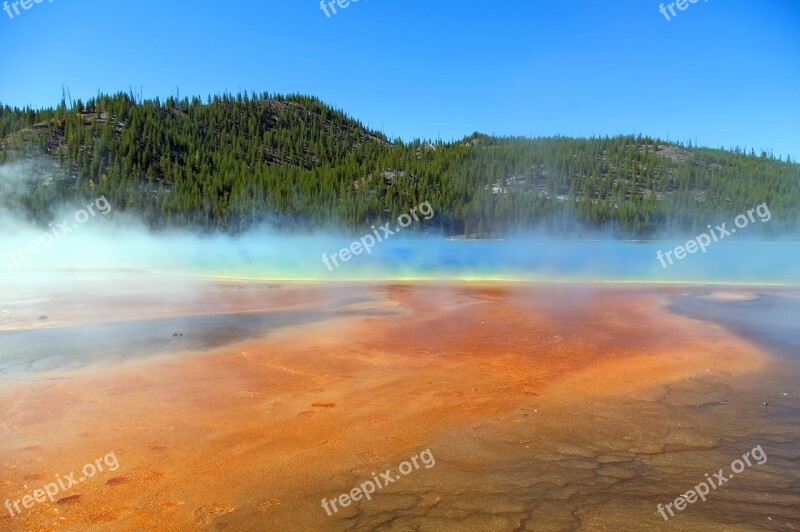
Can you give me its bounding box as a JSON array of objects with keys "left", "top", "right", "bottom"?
[{"left": 1, "top": 275, "right": 798, "bottom": 530}]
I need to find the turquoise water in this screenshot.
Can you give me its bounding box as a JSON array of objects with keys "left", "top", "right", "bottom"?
[
  {"left": 176, "top": 237, "right": 800, "bottom": 284},
  {"left": 9, "top": 227, "right": 798, "bottom": 284}
]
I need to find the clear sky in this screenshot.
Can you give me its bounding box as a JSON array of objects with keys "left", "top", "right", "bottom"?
[{"left": 1, "top": 0, "right": 798, "bottom": 158}]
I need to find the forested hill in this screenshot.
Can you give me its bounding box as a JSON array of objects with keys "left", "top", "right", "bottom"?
[{"left": 1, "top": 91, "right": 798, "bottom": 238}]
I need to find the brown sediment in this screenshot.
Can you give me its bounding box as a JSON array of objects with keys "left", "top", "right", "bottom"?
[
  {"left": 56, "top": 495, "right": 82, "bottom": 506},
  {"left": 0, "top": 281, "right": 798, "bottom": 531}
]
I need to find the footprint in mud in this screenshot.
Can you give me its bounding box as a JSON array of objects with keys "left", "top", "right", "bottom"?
[{"left": 57, "top": 495, "right": 82, "bottom": 506}]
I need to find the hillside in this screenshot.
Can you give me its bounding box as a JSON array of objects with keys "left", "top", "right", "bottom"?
[{"left": 1, "top": 92, "right": 798, "bottom": 237}]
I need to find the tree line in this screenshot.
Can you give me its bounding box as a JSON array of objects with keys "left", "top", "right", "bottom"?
[{"left": 1, "top": 91, "right": 798, "bottom": 238}]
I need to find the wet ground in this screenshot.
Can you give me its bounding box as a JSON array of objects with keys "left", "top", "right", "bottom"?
[
  {"left": 670, "top": 292, "right": 800, "bottom": 356},
  {"left": 0, "top": 273, "right": 798, "bottom": 530}
]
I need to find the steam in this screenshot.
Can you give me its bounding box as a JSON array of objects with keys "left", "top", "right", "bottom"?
[{"left": 0, "top": 160, "right": 798, "bottom": 285}]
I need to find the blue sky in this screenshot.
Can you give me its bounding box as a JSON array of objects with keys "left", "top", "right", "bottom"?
[{"left": 1, "top": 0, "right": 798, "bottom": 158}]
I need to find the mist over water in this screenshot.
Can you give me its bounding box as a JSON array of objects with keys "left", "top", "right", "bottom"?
[
  {"left": 2, "top": 221, "right": 800, "bottom": 284},
  {"left": 1, "top": 159, "right": 798, "bottom": 284}
]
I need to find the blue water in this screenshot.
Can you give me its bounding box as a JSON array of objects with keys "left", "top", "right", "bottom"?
[{"left": 184, "top": 238, "right": 800, "bottom": 285}]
